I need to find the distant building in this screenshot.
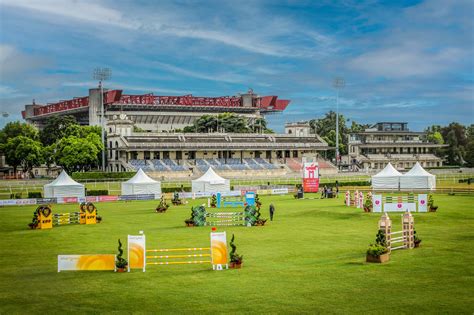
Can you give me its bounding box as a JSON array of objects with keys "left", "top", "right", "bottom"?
[{"left": 347, "top": 122, "right": 447, "bottom": 171}]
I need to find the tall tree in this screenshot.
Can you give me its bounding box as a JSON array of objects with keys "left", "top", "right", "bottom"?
[
  {"left": 0, "top": 121, "right": 38, "bottom": 145},
  {"left": 40, "top": 115, "right": 78, "bottom": 146},
  {"left": 464, "top": 124, "right": 474, "bottom": 167},
  {"left": 54, "top": 134, "right": 102, "bottom": 173},
  {"left": 440, "top": 122, "right": 467, "bottom": 165},
  {"left": 309, "top": 111, "right": 350, "bottom": 158},
  {"left": 4, "top": 136, "right": 43, "bottom": 176}
]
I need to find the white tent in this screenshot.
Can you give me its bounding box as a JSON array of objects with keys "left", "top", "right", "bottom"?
[
  {"left": 400, "top": 162, "right": 436, "bottom": 190},
  {"left": 44, "top": 170, "right": 85, "bottom": 198},
  {"left": 121, "top": 169, "right": 162, "bottom": 195},
  {"left": 372, "top": 163, "right": 402, "bottom": 190},
  {"left": 192, "top": 167, "right": 230, "bottom": 193}
]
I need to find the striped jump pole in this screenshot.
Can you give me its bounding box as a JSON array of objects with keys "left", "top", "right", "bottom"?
[{"left": 146, "top": 247, "right": 212, "bottom": 266}]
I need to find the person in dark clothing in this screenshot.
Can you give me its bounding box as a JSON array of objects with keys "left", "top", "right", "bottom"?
[
  {"left": 269, "top": 204, "right": 275, "bottom": 221},
  {"left": 335, "top": 180, "right": 339, "bottom": 198}
]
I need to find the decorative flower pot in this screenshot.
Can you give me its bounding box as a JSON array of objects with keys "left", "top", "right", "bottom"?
[
  {"left": 366, "top": 253, "right": 390, "bottom": 263},
  {"left": 116, "top": 267, "right": 127, "bottom": 273},
  {"left": 429, "top": 206, "right": 438, "bottom": 212},
  {"left": 229, "top": 262, "right": 242, "bottom": 269},
  {"left": 414, "top": 241, "right": 421, "bottom": 248},
  {"left": 185, "top": 222, "right": 194, "bottom": 227}
]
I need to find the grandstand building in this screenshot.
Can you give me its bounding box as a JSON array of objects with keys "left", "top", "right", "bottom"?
[
  {"left": 22, "top": 88, "right": 289, "bottom": 132},
  {"left": 22, "top": 88, "right": 332, "bottom": 178},
  {"left": 347, "top": 122, "right": 447, "bottom": 171},
  {"left": 106, "top": 115, "right": 330, "bottom": 177}
]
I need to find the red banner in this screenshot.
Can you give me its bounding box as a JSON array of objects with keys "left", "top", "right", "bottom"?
[{"left": 303, "top": 162, "right": 320, "bottom": 193}]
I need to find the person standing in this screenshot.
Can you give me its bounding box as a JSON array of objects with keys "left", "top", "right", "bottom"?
[
  {"left": 269, "top": 204, "right": 275, "bottom": 221},
  {"left": 335, "top": 180, "right": 339, "bottom": 198}
]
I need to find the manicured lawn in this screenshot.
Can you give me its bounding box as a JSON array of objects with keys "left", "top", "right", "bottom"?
[{"left": 0, "top": 194, "right": 473, "bottom": 313}]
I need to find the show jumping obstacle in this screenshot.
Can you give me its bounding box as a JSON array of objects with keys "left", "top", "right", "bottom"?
[
  {"left": 190, "top": 205, "right": 260, "bottom": 227},
  {"left": 378, "top": 211, "right": 415, "bottom": 252},
  {"left": 32, "top": 202, "right": 97, "bottom": 229},
  {"left": 128, "top": 232, "right": 229, "bottom": 272}
]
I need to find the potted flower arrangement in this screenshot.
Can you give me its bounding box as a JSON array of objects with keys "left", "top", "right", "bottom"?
[
  {"left": 428, "top": 195, "right": 438, "bottom": 212},
  {"left": 171, "top": 192, "right": 183, "bottom": 206},
  {"left": 210, "top": 194, "right": 217, "bottom": 208},
  {"left": 229, "top": 234, "right": 243, "bottom": 269},
  {"left": 155, "top": 196, "right": 169, "bottom": 213},
  {"left": 363, "top": 192, "right": 373, "bottom": 212},
  {"left": 116, "top": 239, "right": 128, "bottom": 272},
  {"left": 366, "top": 230, "right": 390, "bottom": 263},
  {"left": 28, "top": 208, "right": 40, "bottom": 229},
  {"left": 414, "top": 230, "right": 422, "bottom": 248}
]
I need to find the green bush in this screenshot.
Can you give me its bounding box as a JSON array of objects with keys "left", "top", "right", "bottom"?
[
  {"left": 337, "top": 181, "right": 371, "bottom": 187},
  {"left": 86, "top": 190, "right": 109, "bottom": 196},
  {"left": 458, "top": 178, "right": 473, "bottom": 184},
  {"left": 10, "top": 193, "right": 22, "bottom": 199},
  {"left": 161, "top": 187, "right": 191, "bottom": 193},
  {"left": 366, "top": 244, "right": 388, "bottom": 257},
  {"left": 27, "top": 192, "right": 42, "bottom": 199},
  {"left": 72, "top": 172, "right": 136, "bottom": 180}
]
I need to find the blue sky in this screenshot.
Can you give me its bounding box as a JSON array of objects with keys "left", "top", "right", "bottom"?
[{"left": 0, "top": 0, "right": 472, "bottom": 132}]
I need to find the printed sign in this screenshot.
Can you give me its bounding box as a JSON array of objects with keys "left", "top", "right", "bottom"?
[
  {"left": 418, "top": 194, "right": 427, "bottom": 212},
  {"left": 384, "top": 202, "right": 416, "bottom": 212},
  {"left": 58, "top": 255, "right": 116, "bottom": 272},
  {"left": 303, "top": 162, "right": 319, "bottom": 193},
  {"left": 128, "top": 234, "right": 146, "bottom": 272},
  {"left": 271, "top": 188, "right": 289, "bottom": 195},
  {"left": 210, "top": 232, "right": 228, "bottom": 270},
  {"left": 373, "top": 195, "right": 382, "bottom": 213}
]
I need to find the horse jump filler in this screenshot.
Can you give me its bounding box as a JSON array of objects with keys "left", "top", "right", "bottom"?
[
  {"left": 127, "top": 232, "right": 229, "bottom": 272},
  {"left": 378, "top": 211, "right": 415, "bottom": 252}
]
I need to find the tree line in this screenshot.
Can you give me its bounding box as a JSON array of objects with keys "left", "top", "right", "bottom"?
[{"left": 0, "top": 116, "right": 103, "bottom": 177}]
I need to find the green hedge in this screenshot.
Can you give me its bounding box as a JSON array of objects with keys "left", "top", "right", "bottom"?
[
  {"left": 72, "top": 172, "right": 136, "bottom": 180},
  {"left": 458, "top": 178, "right": 473, "bottom": 184},
  {"left": 336, "top": 181, "right": 371, "bottom": 187},
  {"left": 28, "top": 192, "right": 42, "bottom": 198},
  {"left": 161, "top": 187, "right": 192, "bottom": 193},
  {"left": 86, "top": 190, "right": 109, "bottom": 196},
  {"left": 10, "top": 193, "right": 22, "bottom": 199}
]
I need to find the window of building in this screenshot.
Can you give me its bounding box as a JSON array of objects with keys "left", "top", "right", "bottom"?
[{"left": 144, "top": 151, "right": 150, "bottom": 160}]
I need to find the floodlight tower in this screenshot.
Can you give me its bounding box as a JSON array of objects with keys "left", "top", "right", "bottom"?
[
  {"left": 93, "top": 67, "right": 112, "bottom": 172},
  {"left": 333, "top": 77, "right": 345, "bottom": 168}
]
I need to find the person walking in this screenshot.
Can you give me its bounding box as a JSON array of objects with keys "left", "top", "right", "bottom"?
[{"left": 269, "top": 204, "right": 275, "bottom": 221}]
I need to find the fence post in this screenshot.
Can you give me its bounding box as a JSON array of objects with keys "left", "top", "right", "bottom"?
[
  {"left": 378, "top": 213, "right": 392, "bottom": 253},
  {"left": 402, "top": 211, "right": 414, "bottom": 249}
]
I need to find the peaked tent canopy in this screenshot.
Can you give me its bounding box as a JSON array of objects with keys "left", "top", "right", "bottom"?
[
  {"left": 192, "top": 167, "right": 230, "bottom": 193},
  {"left": 121, "top": 168, "right": 162, "bottom": 195},
  {"left": 44, "top": 170, "right": 85, "bottom": 198},
  {"left": 400, "top": 162, "right": 436, "bottom": 190},
  {"left": 371, "top": 163, "right": 403, "bottom": 190}
]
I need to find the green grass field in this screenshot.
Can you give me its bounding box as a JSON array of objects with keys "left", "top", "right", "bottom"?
[{"left": 0, "top": 194, "right": 473, "bottom": 313}]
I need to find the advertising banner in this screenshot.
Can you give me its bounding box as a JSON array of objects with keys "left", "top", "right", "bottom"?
[
  {"left": 210, "top": 232, "right": 228, "bottom": 270},
  {"left": 271, "top": 188, "right": 289, "bottom": 195},
  {"left": 98, "top": 195, "right": 118, "bottom": 202},
  {"left": 14, "top": 198, "right": 37, "bottom": 206},
  {"left": 37, "top": 198, "right": 57, "bottom": 204},
  {"left": 128, "top": 234, "right": 146, "bottom": 272},
  {"left": 372, "top": 195, "right": 382, "bottom": 213},
  {"left": 303, "top": 162, "right": 319, "bottom": 193},
  {"left": 58, "top": 255, "right": 116, "bottom": 272},
  {"left": 418, "top": 194, "right": 428, "bottom": 212},
  {"left": 62, "top": 197, "right": 79, "bottom": 204}
]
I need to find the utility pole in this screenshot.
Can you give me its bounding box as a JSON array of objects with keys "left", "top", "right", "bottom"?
[
  {"left": 93, "top": 67, "right": 112, "bottom": 172},
  {"left": 333, "top": 77, "right": 345, "bottom": 169}
]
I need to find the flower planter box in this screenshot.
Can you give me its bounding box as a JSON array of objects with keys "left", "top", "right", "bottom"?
[
  {"left": 185, "top": 222, "right": 194, "bottom": 227},
  {"left": 414, "top": 241, "right": 421, "bottom": 248},
  {"left": 429, "top": 206, "right": 438, "bottom": 212},
  {"left": 116, "top": 267, "right": 127, "bottom": 273},
  {"left": 229, "top": 262, "right": 242, "bottom": 269},
  {"left": 366, "top": 253, "right": 390, "bottom": 263}
]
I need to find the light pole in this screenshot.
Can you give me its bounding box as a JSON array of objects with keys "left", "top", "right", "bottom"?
[
  {"left": 93, "top": 67, "right": 112, "bottom": 172},
  {"left": 333, "top": 77, "right": 345, "bottom": 168}
]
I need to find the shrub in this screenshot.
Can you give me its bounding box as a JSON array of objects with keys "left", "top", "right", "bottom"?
[
  {"left": 116, "top": 239, "right": 128, "bottom": 269},
  {"left": 72, "top": 172, "right": 136, "bottom": 180},
  {"left": 86, "top": 190, "right": 109, "bottom": 196},
  {"left": 229, "top": 234, "right": 243, "bottom": 264},
  {"left": 161, "top": 187, "right": 191, "bottom": 193},
  {"left": 28, "top": 192, "right": 42, "bottom": 199},
  {"left": 10, "top": 193, "right": 22, "bottom": 199},
  {"left": 332, "top": 181, "right": 371, "bottom": 187},
  {"left": 366, "top": 244, "right": 388, "bottom": 257}
]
